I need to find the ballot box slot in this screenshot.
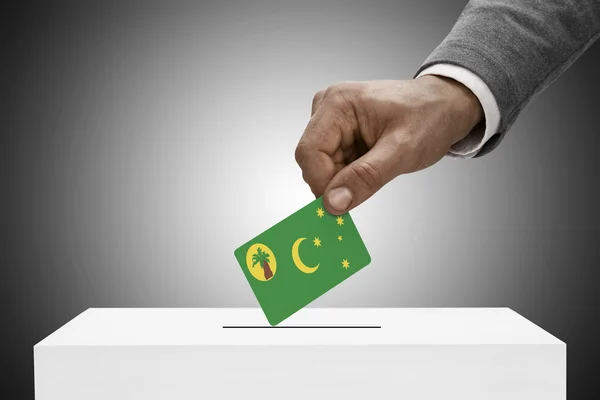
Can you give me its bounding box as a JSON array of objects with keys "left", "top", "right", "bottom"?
[{"left": 222, "top": 325, "right": 382, "bottom": 329}]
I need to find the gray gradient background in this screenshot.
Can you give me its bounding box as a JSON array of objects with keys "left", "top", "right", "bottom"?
[{"left": 4, "top": 0, "right": 599, "bottom": 398}]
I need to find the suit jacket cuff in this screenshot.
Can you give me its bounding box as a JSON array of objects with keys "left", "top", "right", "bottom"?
[{"left": 417, "top": 64, "right": 501, "bottom": 158}]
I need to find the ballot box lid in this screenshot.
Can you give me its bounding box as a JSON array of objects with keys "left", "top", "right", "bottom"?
[{"left": 35, "top": 308, "right": 563, "bottom": 347}]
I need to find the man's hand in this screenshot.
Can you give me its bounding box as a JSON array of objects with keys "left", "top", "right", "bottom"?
[{"left": 294, "top": 76, "right": 484, "bottom": 214}]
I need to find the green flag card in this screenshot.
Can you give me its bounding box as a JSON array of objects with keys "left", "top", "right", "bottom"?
[{"left": 234, "top": 196, "right": 371, "bottom": 326}]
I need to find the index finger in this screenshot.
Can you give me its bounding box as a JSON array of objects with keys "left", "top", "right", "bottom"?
[{"left": 294, "top": 109, "right": 344, "bottom": 197}]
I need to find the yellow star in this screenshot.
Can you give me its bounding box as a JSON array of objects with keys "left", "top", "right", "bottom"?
[
  {"left": 341, "top": 259, "right": 350, "bottom": 269},
  {"left": 313, "top": 237, "right": 322, "bottom": 247},
  {"left": 336, "top": 216, "right": 344, "bottom": 226},
  {"left": 337, "top": 235, "right": 343, "bottom": 241},
  {"left": 316, "top": 208, "right": 325, "bottom": 218}
]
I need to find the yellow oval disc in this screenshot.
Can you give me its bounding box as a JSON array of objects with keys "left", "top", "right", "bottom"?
[{"left": 246, "top": 243, "right": 277, "bottom": 281}]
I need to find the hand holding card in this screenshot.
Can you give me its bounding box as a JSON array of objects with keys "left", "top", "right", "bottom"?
[{"left": 234, "top": 197, "right": 371, "bottom": 326}]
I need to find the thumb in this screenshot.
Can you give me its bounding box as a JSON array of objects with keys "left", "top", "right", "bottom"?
[{"left": 322, "top": 135, "right": 402, "bottom": 214}]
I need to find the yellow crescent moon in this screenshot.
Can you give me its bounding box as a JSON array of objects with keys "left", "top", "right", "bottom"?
[{"left": 292, "top": 238, "right": 319, "bottom": 274}]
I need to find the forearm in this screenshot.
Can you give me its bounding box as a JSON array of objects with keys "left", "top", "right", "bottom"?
[{"left": 416, "top": 0, "right": 600, "bottom": 156}]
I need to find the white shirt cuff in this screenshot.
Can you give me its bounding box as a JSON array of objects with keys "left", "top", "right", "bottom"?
[{"left": 417, "top": 64, "right": 501, "bottom": 158}]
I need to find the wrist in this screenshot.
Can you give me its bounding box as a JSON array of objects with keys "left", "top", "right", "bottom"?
[{"left": 418, "top": 75, "right": 484, "bottom": 143}]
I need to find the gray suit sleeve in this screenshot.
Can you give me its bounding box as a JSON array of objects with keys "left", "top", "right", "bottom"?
[{"left": 416, "top": 0, "right": 600, "bottom": 157}]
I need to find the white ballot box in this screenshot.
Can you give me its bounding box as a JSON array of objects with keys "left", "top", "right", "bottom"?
[{"left": 34, "top": 308, "right": 565, "bottom": 399}]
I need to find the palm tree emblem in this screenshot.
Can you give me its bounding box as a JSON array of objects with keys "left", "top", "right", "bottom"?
[{"left": 251, "top": 247, "right": 274, "bottom": 281}]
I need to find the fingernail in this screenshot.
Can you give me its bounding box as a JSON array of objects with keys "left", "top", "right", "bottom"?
[{"left": 328, "top": 187, "right": 352, "bottom": 212}]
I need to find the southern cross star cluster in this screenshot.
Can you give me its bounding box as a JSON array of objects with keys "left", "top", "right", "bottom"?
[{"left": 315, "top": 207, "right": 350, "bottom": 270}]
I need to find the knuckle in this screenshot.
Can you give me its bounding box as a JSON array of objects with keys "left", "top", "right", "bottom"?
[
  {"left": 323, "top": 83, "right": 342, "bottom": 97},
  {"left": 351, "top": 161, "right": 384, "bottom": 192},
  {"left": 294, "top": 142, "right": 309, "bottom": 165},
  {"left": 301, "top": 169, "right": 310, "bottom": 184},
  {"left": 312, "top": 89, "right": 325, "bottom": 106},
  {"left": 326, "top": 89, "right": 352, "bottom": 113},
  {"left": 321, "top": 81, "right": 363, "bottom": 115},
  {"left": 329, "top": 93, "right": 347, "bottom": 110},
  {"left": 324, "top": 82, "right": 348, "bottom": 98}
]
